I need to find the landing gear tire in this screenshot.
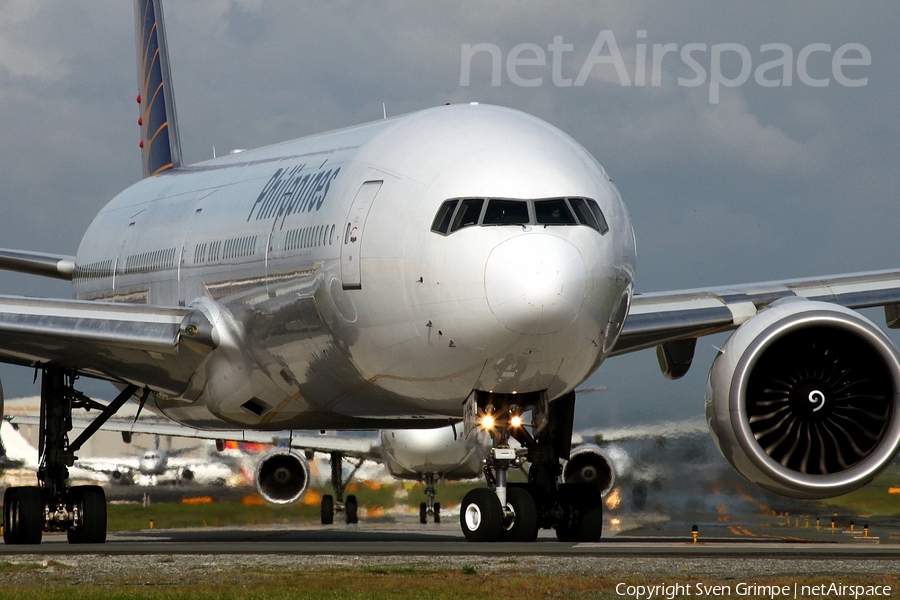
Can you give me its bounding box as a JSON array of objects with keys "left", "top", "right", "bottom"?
[
  {"left": 433, "top": 502, "right": 441, "bottom": 524},
  {"left": 500, "top": 487, "right": 538, "bottom": 542},
  {"left": 321, "top": 494, "right": 334, "bottom": 525},
  {"left": 460, "top": 488, "right": 503, "bottom": 542},
  {"left": 419, "top": 502, "right": 427, "bottom": 524},
  {"left": 66, "top": 486, "right": 107, "bottom": 544},
  {"left": 555, "top": 483, "right": 603, "bottom": 542},
  {"left": 579, "top": 504, "right": 603, "bottom": 543},
  {"left": 345, "top": 495, "right": 359, "bottom": 524},
  {"left": 3, "top": 487, "right": 43, "bottom": 545}
]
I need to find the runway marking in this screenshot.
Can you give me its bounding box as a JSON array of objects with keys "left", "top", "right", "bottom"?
[{"left": 716, "top": 503, "right": 730, "bottom": 522}]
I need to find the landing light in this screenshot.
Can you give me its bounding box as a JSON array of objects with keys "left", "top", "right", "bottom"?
[
  {"left": 510, "top": 415, "right": 522, "bottom": 428},
  {"left": 480, "top": 415, "right": 495, "bottom": 431}
]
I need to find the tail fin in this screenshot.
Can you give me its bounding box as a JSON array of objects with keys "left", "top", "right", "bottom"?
[{"left": 134, "top": 0, "right": 182, "bottom": 178}]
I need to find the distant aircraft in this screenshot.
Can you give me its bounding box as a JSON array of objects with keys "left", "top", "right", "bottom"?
[
  {"left": 8, "top": 413, "right": 488, "bottom": 525},
  {"left": 75, "top": 443, "right": 232, "bottom": 487},
  {"left": 3, "top": 0, "right": 900, "bottom": 546}
]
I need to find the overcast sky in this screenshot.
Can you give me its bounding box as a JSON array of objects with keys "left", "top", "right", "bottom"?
[{"left": 0, "top": 2, "right": 898, "bottom": 426}]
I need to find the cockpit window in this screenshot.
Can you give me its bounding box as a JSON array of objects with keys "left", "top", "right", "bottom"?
[
  {"left": 483, "top": 199, "right": 530, "bottom": 225},
  {"left": 450, "top": 198, "right": 484, "bottom": 232},
  {"left": 431, "top": 199, "right": 458, "bottom": 234},
  {"left": 534, "top": 199, "right": 577, "bottom": 225},
  {"left": 586, "top": 198, "right": 610, "bottom": 234},
  {"left": 568, "top": 197, "right": 598, "bottom": 229},
  {"left": 431, "top": 196, "right": 608, "bottom": 235}
]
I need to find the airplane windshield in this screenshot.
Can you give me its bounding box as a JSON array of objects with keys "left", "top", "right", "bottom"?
[
  {"left": 483, "top": 199, "right": 530, "bottom": 225},
  {"left": 450, "top": 199, "right": 484, "bottom": 232},
  {"left": 534, "top": 199, "right": 576, "bottom": 225},
  {"left": 431, "top": 197, "right": 608, "bottom": 235}
]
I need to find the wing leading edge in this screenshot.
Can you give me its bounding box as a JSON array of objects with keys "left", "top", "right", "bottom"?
[
  {"left": 7, "top": 415, "right": 381, "bottom": 462},
  {"left": 612, "top": 268, "right": 900, "bottom": 357},
  {"left": 0, "top": 296, "right": 216, "bottom": 395}
]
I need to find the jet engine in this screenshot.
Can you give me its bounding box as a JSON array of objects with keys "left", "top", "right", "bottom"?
[
  {"left": 707, "top": 299, "right": 900, "bottom": 499},
  {"left": 563, "top": 444, "right": 626, "bottom": 497},
  {"left": 254, "top": 449, "right": 311, "bottom": 506}
]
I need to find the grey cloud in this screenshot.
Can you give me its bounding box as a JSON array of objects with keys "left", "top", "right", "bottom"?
[{"left": 0, "top": 1, "right": 897, "bottom": 423}]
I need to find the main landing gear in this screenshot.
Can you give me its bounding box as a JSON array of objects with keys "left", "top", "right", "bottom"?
[
  {"left": 458, "top": 391, "right": 603, "bottom": 543},
  {"left": 320, "top": 451, "right": 360, "bottom": 525},
  {"left": 3, "top": 368, "right": 138, "bottom": 545}
]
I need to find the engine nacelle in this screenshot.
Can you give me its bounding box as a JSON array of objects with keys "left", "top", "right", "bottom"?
[
  {"left": 707, "top": 299, "right": 900, "bottom": 499},
  {"left": 563, "top": 444, "right": 621, "bottom": 496},
  {"left": 254, "top": 449, "right": 311, "bottom": 507}
]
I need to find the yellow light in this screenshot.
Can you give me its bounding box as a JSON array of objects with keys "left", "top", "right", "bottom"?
[
  {"left": 480, "top": 414, "right": 495, "bottom": 430},
  {"left": 605, "top": 487, "right": 622, "bottom": 510},
  {"left": 510, "top": 415, "right": 522, "bottom": 428}
]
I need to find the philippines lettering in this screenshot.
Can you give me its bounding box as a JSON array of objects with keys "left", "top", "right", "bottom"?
[{"left": 247, "top": 165, "right": 341, "bottom": 227}]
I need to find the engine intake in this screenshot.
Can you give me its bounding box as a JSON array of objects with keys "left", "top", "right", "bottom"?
[
  {"left": 563, "top": 445, "right": 618, "bottom": 496},
  {"left": 707, "top": 299, "right": 900, "bottom": 498},
  {"left": 255, "top": 449, "right": 311, "bottom": 507}
]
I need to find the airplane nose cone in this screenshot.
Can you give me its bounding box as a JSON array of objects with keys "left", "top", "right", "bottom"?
[{"left": 485, "top": 234, "right": 586, "bottom": 335}]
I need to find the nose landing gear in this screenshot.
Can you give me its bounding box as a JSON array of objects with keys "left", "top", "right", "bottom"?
[
  {"left": 419, "top": 472, "right": 441, "bottom": 524},
  {"left": 320, "top": 451, "right": 361, "bottom": 525},
  {"left": 459, "top": 390, "right": 602, "bottom": 543}
]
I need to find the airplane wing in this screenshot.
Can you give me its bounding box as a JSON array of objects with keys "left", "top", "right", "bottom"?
[
  {"left": 6, "top": 415, "right": 381, "bottom": 462},
  {"left": 75, "top": 456, "right": 141, "bottom": 475},
  {"left": 611, "top": 268, "right": 900, "bottom": 356},
  {"left": 0, "top": 248, "right": 75, "bottom": 281},
  {"left": 0, "top": 296, "right": 217, "bottom": 395}
]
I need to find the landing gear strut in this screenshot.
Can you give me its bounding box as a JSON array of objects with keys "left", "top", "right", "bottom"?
[
  {"left": 418, "top": 472, "right": 441, "bottom": 524},
  {"left": 320, "top": 451, "right": 360, "bottom": 525},
  {"left": 458, "top": 391, "right": 602, "bottom": 543},
  {"left": 3, "top": 368, "right": 137, "bottom": 545}
]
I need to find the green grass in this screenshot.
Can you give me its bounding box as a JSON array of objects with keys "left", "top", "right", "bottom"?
[
  {"left": 4, "top": 563, "right": 900, "bottom": 600},
  {"left": 107, "top": 499, "right": 315, "bottom": 531},
  {"left": 823, "top": 463, "right": 900, "bottom": 516},
  {"left": 106, "top": 482, "right": 409, "bottom": 531}
]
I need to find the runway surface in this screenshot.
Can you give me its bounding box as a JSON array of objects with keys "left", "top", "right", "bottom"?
[{"left": 3, "top": 514, "right": 899, "bottom": 558}]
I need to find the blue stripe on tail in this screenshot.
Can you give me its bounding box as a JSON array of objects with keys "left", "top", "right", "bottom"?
[{"left": 134, "top": 0, "right": 182, "bottom": 178}]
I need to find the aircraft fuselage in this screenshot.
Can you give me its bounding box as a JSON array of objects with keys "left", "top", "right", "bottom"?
[{"left": 74, "top": 104, "right": 636, "bottom": 431}]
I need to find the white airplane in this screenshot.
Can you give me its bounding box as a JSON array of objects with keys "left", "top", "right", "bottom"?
[
  {"left": 75, "top": 444, "right": 232, "bottom": 488},
  {"left": 3, "top": 0, "right": 900, "bottom": 546}
]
